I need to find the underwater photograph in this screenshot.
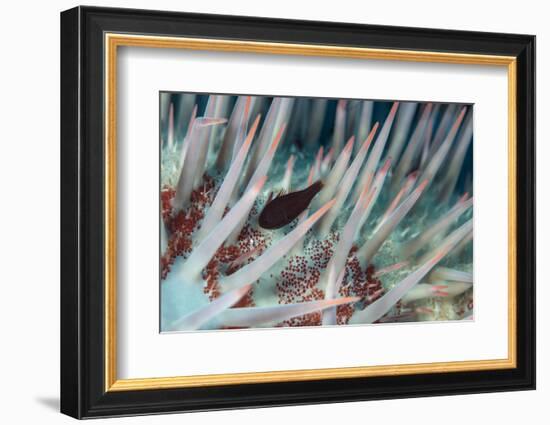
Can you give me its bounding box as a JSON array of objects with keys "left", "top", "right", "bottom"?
[{"left": 159, "top": 93, "right": 474, "bottom": 333}]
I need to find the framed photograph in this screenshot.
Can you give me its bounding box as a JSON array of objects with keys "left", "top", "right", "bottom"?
[{"left": 60, "top": 6, "right": 535, "bottom": 419}]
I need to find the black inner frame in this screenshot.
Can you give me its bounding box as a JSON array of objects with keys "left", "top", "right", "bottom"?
[{"left": 61, "top": 6, "right": 535, "bottom": 419}]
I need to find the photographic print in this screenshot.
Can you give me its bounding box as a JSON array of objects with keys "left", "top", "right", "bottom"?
[{"left": 159, "top": 93, "right": 474, "bottom": 333}]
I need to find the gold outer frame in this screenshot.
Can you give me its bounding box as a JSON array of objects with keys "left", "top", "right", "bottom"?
[{"left": 104, "top": 33, "right": 517, "bottom": 392}]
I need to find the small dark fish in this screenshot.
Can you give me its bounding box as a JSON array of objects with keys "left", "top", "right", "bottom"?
[{"left": 259, "top": 181, "right": 324, "bottom": 230}]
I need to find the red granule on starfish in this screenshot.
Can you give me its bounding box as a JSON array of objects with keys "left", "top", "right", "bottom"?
[
  {"left": 232, "top": 286, "right": 256, "bottom": 308},
  {"left": 203, "top": 257, "right": 222, "bottom": 300},
  {"left": 203, "top": 238, "right": 265, "bottom": 302},
  {"left": 226, "top": 242, "right": 266, "bottom": 275},
  {"left": 275, "top": 234, "right": 345, "bottom": 327},
  {"left": 237, "top": 223, "right": 271, "bottom": 250},
  {"left": 275, "top": 253, "right": 325, "bottom": 327},
  {"left": 277, "top": 256, "right": 324, "bottom": 304},
  {"left": 281, "top": 311, "right": 322, "bottom": 327},
  {"left": 336, "top": 304, "right": 355, "bottom": 325},
  {"left": 160, "top": 235, "right": 193, "bottom": 279},
  {"left": 336, "top": 255, "right": 384, "bottom": 324},
  {"left": 160, "top": 177, "right": 216, "bottom": 279},
  {"left": 202, "top": 246, "right": 240, "bottom": 301},
  {"left": 190, "top": 176, "right": 215, "bottom": 206},
  {"left": 304, "top": 231, "right": 339, "bottom": 268},
  {"left": 214, "top": 244, "right": 242, "bottom": 264}
]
